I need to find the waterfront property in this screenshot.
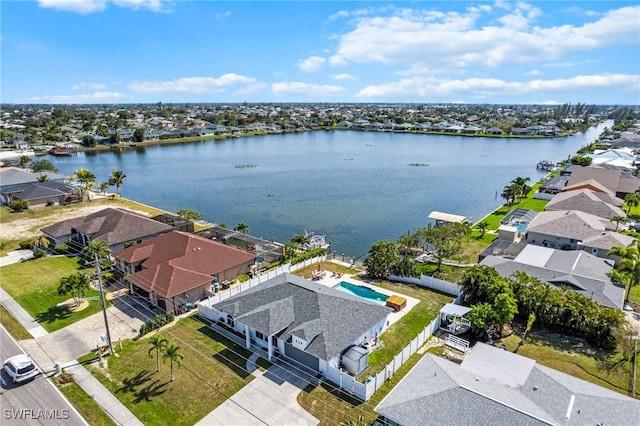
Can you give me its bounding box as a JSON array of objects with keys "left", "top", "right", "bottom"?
[
  {"left": 199, "top": 273, "right": 392, "bottom": 374},
  {"left": 481, "top": 244, "right": 624, "bottom": 310},
  {"left": 41, "top": 207, "right": 174, "bottom": 253},
  {"left": 565, "top": 165, "right": 640, "bottom": 198},
  {"left": 525, "top": 209, "right": 635, "bottom": 257},
  {"left": 114, "top": 230, "right": 256, "bottom": 313},
  {"left": 0, "top": 166, "right": 66, "bottom": 193},
  {"left": 544, "top": 189, "right": 625, "bottom": 219},
  {"left": 1, "top": 181, "right": 78, "bottom": 207},
  {"left": 375, "top": 342, "right": 640, "bottom": 426},
  {"left": 332, "top": 281, "right": 389, "bottom": 305}
]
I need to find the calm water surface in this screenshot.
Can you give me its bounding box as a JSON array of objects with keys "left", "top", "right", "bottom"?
[{"left": 50, "top": 122, "right": 609, "bottom": 257}]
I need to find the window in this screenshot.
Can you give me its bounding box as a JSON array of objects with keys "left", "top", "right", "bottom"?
[
  {"left": 255, "top": 331, "right": 267, "bottom": 341},
  {"left": 227, "top": 316, "right": 235, "bottom": 328}
]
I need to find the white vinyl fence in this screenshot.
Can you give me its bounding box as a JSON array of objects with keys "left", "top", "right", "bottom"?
[
  {"left": 199, "top": 255, "right": 326, "bottom": 306},
  {"left": 389, "top": 274, "right": 462, "bottom": 296}
]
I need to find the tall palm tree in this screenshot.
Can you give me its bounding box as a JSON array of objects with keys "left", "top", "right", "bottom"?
[
  {"left": 81, "top": 239, "right": 111, "bottom": 263},
  {"left": 610, "top": 215, "right": 627, "bottom": 231},
  {"left": 619, "top": 257, "right": 640, "bottom": 301},
  {"left": 31, "top": 234, "right": 51, "bottom": 251},
  {"left": 163, "top": 343, "right": 184, "bottom": 382},
  {"left": 57, "top": 272, "right": 91, "bottom": 307},
  {"left": 148, "top": 335, "right": 168, "bottom": 373},
  {"left": 511, "top": 176, "right": 531, "bottom": 200},
  {"left": 234, "top": 222, "right": 249, "bottom": 234},
  {"left": 98, "top": 181, "right": 110, "bottom": 194},
  {"left": 607, "top": 244, "right": 639, "bottom": 265},
  {"left": 476, "top": 221, "right": 489, "bottom": 237},
  {"left": 624, "top": 192, "right": 640, "bottom": 214},
  {"left": 109, "top": 170, "right": 126, "bottom": 197}
]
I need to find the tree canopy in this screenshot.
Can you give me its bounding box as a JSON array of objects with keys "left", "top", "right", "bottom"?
[{"left": 363, "top": 240, "right": 401, "bottom": 279}]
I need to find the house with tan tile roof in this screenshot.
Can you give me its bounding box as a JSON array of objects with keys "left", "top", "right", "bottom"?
[{"left": 115, "top": 230, "right": 256, "bottom": 313}]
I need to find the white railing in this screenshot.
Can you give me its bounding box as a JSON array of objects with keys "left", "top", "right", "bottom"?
[{"left": 445, "top": 334, "right": 470, "bottom": 352}]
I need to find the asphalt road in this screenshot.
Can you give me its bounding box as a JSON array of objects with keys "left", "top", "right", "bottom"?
[{"left": 0, "top": 327, "right": 87, "bottom": 426}]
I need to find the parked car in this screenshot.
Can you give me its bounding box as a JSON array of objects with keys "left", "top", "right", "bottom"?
[{"left": 3, "top": 354, "right": 39, "bottom": 384}]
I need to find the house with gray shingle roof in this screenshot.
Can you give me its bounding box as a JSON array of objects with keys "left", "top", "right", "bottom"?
[
  {"left": 525, "top": 210, "right": 635, "bottom": 258},
  {"left": 202, "top": 273, "right": 392, "bottom": 373},
  {"left": 41, "top": 207, "right": 173, "bottom": 253},
  {"left": 376, "top": 343, "right": 640, "bottom": 426},
  {"left": 545, "top": 189, "right": 625, "bottom": 219},
  {"left": 480, "top": 244, "right": 624, "bottom": 309},
  {"left": 565, "top": 165, "right": 640, "bottom": 198},
  {"left": 0, "top": 166, "right": 66, "bottom": 193},
  {"left": 1, "top": 181, "right": 77, "bottom": 207}
]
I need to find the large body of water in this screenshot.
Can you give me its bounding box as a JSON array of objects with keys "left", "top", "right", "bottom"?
[{"left": 49, "top": 122, "right": 609, "bottom": 258}]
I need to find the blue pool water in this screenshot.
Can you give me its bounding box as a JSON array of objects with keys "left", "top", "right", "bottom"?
[
  {"left": 512, "top": 221, "right": 528, "bottom": 232},
  {"left": 333, "top": 282, "right": 389, "bottom": 305}
]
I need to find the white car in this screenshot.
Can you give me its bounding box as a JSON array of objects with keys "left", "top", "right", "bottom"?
[{"left": 3, "top": 354, "right": 40, "bottom": 384}]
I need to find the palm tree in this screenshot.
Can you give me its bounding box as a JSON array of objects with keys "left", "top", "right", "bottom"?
[
  {"left": 163, "top": 343, "right": 184, "bottom": 381},
  {"left": 75, "top": 168, "right": 96, "bottom": 200},
  {"left": 148, "top": 335, "right": 168, "bottom": 373},
  {"left": 476, "top": 221, "right": 489, "bottom": 237},
  {"left": 511, "top": 176, "right": 531, "bottom": 200},
  {"left": 18, "top": 155, "right": 30, "bottom": 168},
  {"left": 619, "top": 257, "right": 640, "bottom": 301},
  {"left": 81, "top": 239, "right": 111, "bottom": 263},
  {"left": 31, "top": 234, "right": 51, "bottom": 252},
  {"left": 37, "top": 174, "right": 50, "bottom": 182},
  {"left": 98, "top": 181, "right": 110, "bottom": 194},
  {"left": 501, "top": 184, "right": 518, "bottom": 206},
  {"left": 109, "top": 170, "right": 126, "bottom": 197},
  {"left": 234, "top": 222, "right": 249, "bottom": 234},
  {"left": 611, "top": 215, "right": 627, "bottom": 231},
  {"left": 57, "top": 272, "right": 91, "bottom": 307},
  {"left": 177, "top": 209, "right": 201, "bottom": 221},
  {"left": 624, "top": 192, "right": 640, "bottom": 214},
  {"left": 607, "top": 244, "right": 639, "bottom": 265}
]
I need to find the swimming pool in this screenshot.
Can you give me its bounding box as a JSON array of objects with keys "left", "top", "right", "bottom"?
[
  {"left": 512, "top": 221, "right": 528, "bottom": 232},
  {"left": 333, "top": 281, "right": 389, "bottom": 305}
]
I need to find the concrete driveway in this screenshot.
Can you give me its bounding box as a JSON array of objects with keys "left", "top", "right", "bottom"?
[{"left": 196, "top": 360, "right": 319, "bottom": 426}]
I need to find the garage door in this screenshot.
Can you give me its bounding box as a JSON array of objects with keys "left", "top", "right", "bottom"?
[{"left": 284, "top": 343, "right": 319, "bottom": 371}]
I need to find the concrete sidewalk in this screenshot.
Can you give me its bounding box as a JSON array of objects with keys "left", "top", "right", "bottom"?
[
  {"left": 1, "top": 287, "right": 143, "bottom": 426},
  {"left": 0, "top": 287, "right": 48, "bottom": 338},
  {"left": 66, "top": 363, "right": 144, "bottom": 426}
]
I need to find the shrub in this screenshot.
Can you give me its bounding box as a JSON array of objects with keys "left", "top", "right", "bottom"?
[
  {"left": 139, "top": 312, "right": 176, "bottom": 336},
  {"left": 32, "top": 249, "right": 46, "bottom": 259},
  {"left": 19, "top": 239, "right": 34, "bottom": 250},
  {"left": 10, "top": 199, "right": 29, "bottom": 212},
  {"left": 237, "top": 274, "right": 250, "bottom": 283},
  {"left": 54, "top": 243, "right": 69, "bottom": 254}
]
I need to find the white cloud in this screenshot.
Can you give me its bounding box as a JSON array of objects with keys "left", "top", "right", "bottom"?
[
  {"left": 525, "top": 69, "right": 541, "bottom": 76},
  {"left": 272, "top": 82, "right": 346, "bottom": 97},
  {"left": 37, "top": 0, "right": 106, "bottom": 14},
  {"left": 330, "top": 73, "right": 357, "bottom": 81},
  {"left": 297, "top": 56, "right": 326, "bottom": 72},
  {"left": 37, "top": 0, "right": 170, "bottom": 14},
  {"left": 327, "top": 10, "right": 349, "bottom": 21},
  {"left": 129, "top": 74, "right": 258, "bottom": 93},
  {"left": 356, "top": 74, "right": 640, "bottom": 100},
  {"left": 215, "top": 10, "right": 232, "bottom": 19},
  {"left": 72, "top": 82, "right": 107, "bottom": 90},
  {"left": 329, "top": 55, "right": 347, "bottom": 66},
  {"left": 331, "top": 5, "right": 640, "bottom": 70},
  {"left": 233, "top": 82, "right": 267, "bottom": 96},
  {"left": 27, "top": 91, "right": 127, "bottom": 103}
]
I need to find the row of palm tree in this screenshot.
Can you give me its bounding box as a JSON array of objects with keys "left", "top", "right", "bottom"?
[
  {"left": 147, "top": 334, "right": 184, "bottom": 381},
  {"left": 501, "top": 176, "right": 532, "bottom": 206},
  {"left": 461, "top": 266, "right": 624, "bottom": 348},
  {"left": 68, "top": 168, "right": 126, "bottom": 198}
]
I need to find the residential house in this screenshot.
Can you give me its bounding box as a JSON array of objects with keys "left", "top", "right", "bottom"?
[
  {"left": 115, "top": 230, "right": 256, "bottom": 313},
  {"left": 544, "top": 189, "right": 625, "bottom": 219},
  {"left": 200, "top": 273, "right": 392, "bottom": 373},
  {"left": 375, "top": 343, "right": 640, "bottom": 426},
  {"left": 0, "top": 167, "right": 66, "bottom": 192},
  {"left": 480, "top": 244, "right": 624, "bottom": 309},
  {"left": 42, "top": 207, "right": 173, "bottom": 252},
  {"left": 538, "top": 175, "right": 569, "bottom": 195},
  {"left": 564, "top": 165, "right": 640, "bottom": 198},
  {"left": 525, "top": 210, "right": 635, "bottom": 257},
  {"left": 1, "top": 181, "right": 77, "bottom": 207}
]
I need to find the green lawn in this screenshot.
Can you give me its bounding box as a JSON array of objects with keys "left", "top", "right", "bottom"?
[
  {"left": 0, "top": 304, "right": 32, "bottom": 340},
  {"left": 0, "top": 255, "right": 109, "bottom": 332},
  {"left": 56, "top": 380, "right": 116, "bottom": 426},
  {"left": 84, "top": 316, "right": 269, "bottom": 426},
  {"left": 362, "top": 281, "right": 451, "bottom": 376},
  {"left": 298, "top": 345, "right": 429, "bottom": 425},
  {"left": 497, "top": 328, "right": 637, "bottom": 398}
]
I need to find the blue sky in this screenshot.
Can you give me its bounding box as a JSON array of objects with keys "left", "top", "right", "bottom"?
[{"left": 1, "top": 0, "right": 639, "bottom": 104}]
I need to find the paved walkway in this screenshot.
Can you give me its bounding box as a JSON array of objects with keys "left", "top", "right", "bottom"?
[
  {"left": 1, "top": 286, "right": 143, "bottom": 426},
  {"left": 0, "top": 249, "right": 33, "bottom": 267}
]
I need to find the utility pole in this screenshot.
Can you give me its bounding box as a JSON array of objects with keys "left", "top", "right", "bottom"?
[{"left": 95, "top": 254, "right": 114, "bottom": 356}]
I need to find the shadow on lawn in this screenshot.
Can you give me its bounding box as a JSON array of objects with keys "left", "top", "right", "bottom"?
[
  {"left": 117, "top": 370, "right": 169, "bottom": 403},
  {"left": 35, "top": 305, "right": 70, "bottom": 324}
]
